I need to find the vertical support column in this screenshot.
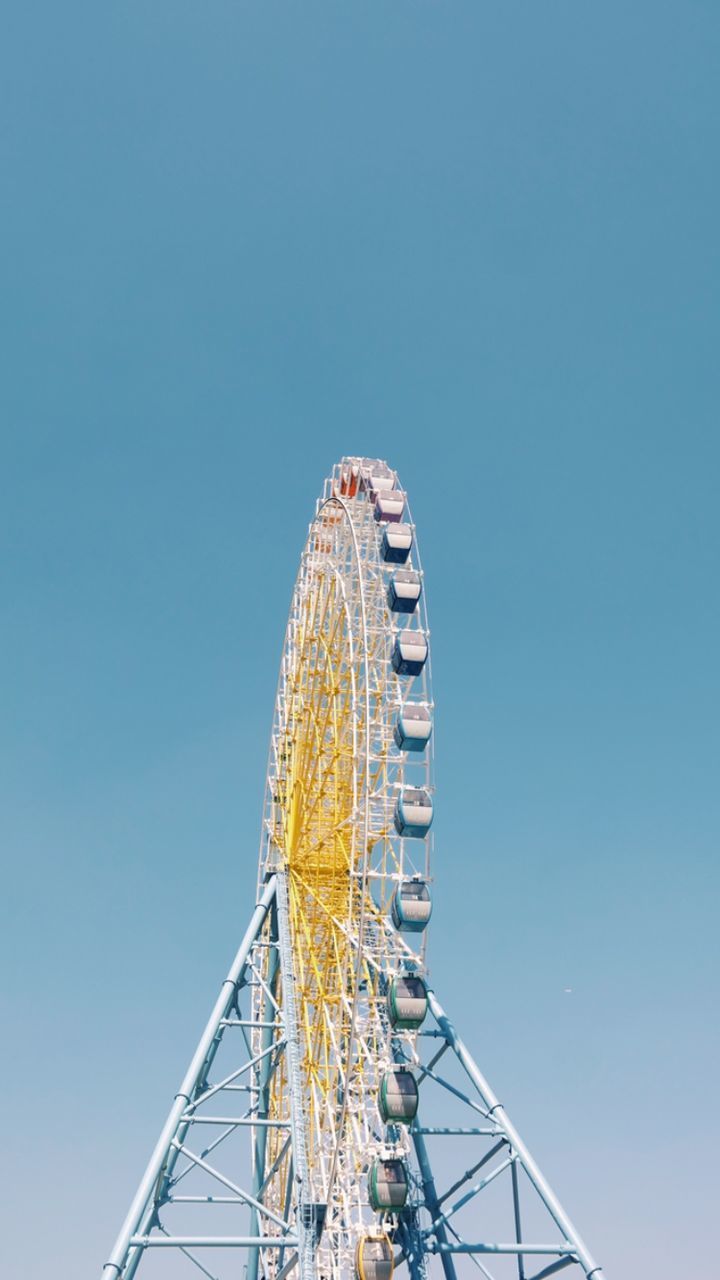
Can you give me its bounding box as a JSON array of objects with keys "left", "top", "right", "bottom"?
[
  {"left": 396, "top": 1208, "right": 429, "bottom": 1280},
  {"left": 411, "top": 1127, "right": 459, "bottom": 1280},
  {"left": 511, "top": 1159, "right": 526, "bottom": 1280}
]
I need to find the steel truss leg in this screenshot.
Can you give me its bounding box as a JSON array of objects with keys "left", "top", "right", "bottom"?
[
  {"left": 411, "top": 1127, "right": 459, "bottom": 1280},
  {"left": 396, "top": 1214, "right": 428, "bottom": 1280},
  {"left": 101, "top": 877, "right": 278, "bottom": 1280},
  {"left": 100, "top": 888, "right": 604, "bottom": 1280},
  {"left": 426, "top": 990, "right": 603, "bottom": 1280}
]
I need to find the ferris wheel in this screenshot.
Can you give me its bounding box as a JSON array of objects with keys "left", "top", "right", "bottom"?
[{"left": 101, "top": 458, "right": 604, "bottom": 1280}]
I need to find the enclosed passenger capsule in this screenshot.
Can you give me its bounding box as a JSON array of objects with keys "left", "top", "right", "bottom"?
[
  {"left": 391, "top": 630, "right": 428, "bottom": 677},
  {"left": 368, "top": 1158, "right": 409, "bottom": 1212},
  {"left": 387, "top": 570, "right": 422, "bottom": 615},
  {"left": 337, "top": 464, "right": 359, "bottom": 498},
  {"left": 366, "top": 464, "right": 396, "bottom": 499},
  {"left": 394, "top": 788, "right": 433, "bottom": 838},
  {"left": 394, "top": 704, "right": 432, "bottom": 752},
  {"left": 379, "top": 1068, "right": 419, "bottom": 1124},
  {"left": 391, "top": 880, "right": 433, "bottom": 933},
  {"left": 375, "top": 490, "right": 406, "bottom": 523},
  {"left": 387, "top": 975, "right": 428, "bottom": 1030},
  {"left": 355, "top": 1235, "right": 394, "bottom": 1280},
  {"left": 358, "top": 458, "right": 395, "bottom": 496},
  {"left": 381, "top": 524, "right": 413, "bottom": 565}
]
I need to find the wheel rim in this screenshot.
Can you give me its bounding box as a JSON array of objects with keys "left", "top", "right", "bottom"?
[{"left": 256, "top": 458, "right": 434, "bottom": 1275}]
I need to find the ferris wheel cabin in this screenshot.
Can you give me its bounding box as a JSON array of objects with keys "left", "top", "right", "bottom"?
[
  {"left": 391, "top": 629, "right": 428, "bottom": 676},
  {"left": 361, "top": 460, "right": 396, "bottom": 497},
  {"left": 391, "top": 879, "right": 433, "bottom": 932},
  {"left": 355, "top": 1234, "right": 394, "bottom": 1280},
  {"left": 387, "top": 569, "right": 422, "bottom": 614},
  {"left": 387, "top": 974, "right": 429, "bottom": 1030},
  {"left": 381, "top": 523, "right": 413, "bottom": 564},
  {"left": 379, "top": 1067, "right": 419, "bottom": 1124},
  {"left": 394, "top": 787, "right": 433, "bottom": 837},
  {"left": 375, "top": 490, "right": 406, "bottom": 523},
  {"left": 394, "top": 703, "right": 432, "bottom": 752},
  {"left": 368, "top": 1157, "right": 409, "bottom": 1212}
]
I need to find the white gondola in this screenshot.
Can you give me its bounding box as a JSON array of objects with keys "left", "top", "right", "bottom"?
[
  {"left": 394, "top": 788, "right": 433, "bottom": 837},
  {"left": 394, "top": 703, "right": 432, "bottom": 752},
  {"left": 357, "top": 457, "right": 395, "bottom": 497},
  {"left": 374, "top": 490, "right": 406, "bottom": 523},
  {"left": 381, "top": 523, "right": 413, "bottom": 565},
  {"left": 391, "top": 880, "right": 433, "bottom": 932},
  {"left": 391, "top": 629, "right": 428, "bottom": 676},
  {"left": 387, "top": 570, "right": 422, "bottom": 614}
]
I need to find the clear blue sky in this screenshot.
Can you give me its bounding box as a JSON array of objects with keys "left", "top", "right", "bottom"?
[{"left": 1, "top": 4, "right": 718, "bottom": 1277}]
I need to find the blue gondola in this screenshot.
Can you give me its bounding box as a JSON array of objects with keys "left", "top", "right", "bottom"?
[
  {"left": 391, "top": 629, "right": 428, "bottom": 676},
  {"left": 391, "top": 880, "right": 433, "bottom": 933},
  {"left": 394, "top": 703, "right": 432, "bottom": 752},
  {"left": 381, "top": 523, "right": 413, "bottom": 564},
  {"left": 387, "top": 570, "right": 422, "bottom": 614},
  {"left": 394, "top": 788, "right": 433, "bottom": 837}
]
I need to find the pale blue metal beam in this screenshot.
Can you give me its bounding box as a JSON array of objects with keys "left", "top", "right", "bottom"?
[
  {"left": 427, "top": 991, "right": 603, "bottom": 1280},
  {"left": 101, "top": 877, "right": 278, "bottom": 1280}
]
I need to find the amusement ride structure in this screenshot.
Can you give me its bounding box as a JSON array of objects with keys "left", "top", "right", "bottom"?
[{"left": 101, "top": 458, "right": 603, "bottom": 1280}]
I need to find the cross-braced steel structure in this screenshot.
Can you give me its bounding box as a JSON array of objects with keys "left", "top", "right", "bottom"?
[{"left": 101, "top": 458, "right": 604, "bottom": 1280}]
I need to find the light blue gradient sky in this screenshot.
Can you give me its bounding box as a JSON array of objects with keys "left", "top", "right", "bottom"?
[{"left": 1, "top": 4, "right": 719, "bottom": 1277}]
